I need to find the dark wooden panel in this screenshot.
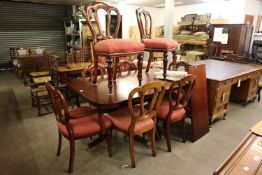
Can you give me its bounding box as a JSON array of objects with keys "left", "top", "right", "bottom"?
[
  {"left": 210, "top": 24, "right": 253, "bottom": 57},
  {"left": 189, "top": 64, "right": 209, "bottom": 141}
]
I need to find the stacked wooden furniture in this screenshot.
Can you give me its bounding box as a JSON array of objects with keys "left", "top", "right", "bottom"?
[
  {"left": 174, "top": 13, "right": 211, "bottom": 61},
  {"left": 190, "top": 60, "right": 262, "bottom": 123}
]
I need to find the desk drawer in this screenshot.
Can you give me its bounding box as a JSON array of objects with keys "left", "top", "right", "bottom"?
[{"left": 215, "top": 86, "right": 231, "bottom": 107}]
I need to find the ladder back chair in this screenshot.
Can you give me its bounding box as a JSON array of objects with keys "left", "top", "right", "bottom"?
[
  {"left": 83, "top": 2, "right": 145, "bottom": 94},
  {"left": 106, "top": 81, "right": 166, "bottom": 168},
  {"left": 136, "top": 8, "right": 179, "bottom": 78}
]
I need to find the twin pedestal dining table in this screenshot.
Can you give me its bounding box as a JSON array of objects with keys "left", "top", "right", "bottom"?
[{"left": 66, "top": 65, "right": 210, "bottom": 142}]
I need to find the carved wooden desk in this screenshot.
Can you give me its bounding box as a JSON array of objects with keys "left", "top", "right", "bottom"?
[{"left": 190, "top": 60, "right": 262, "bottom": 123}]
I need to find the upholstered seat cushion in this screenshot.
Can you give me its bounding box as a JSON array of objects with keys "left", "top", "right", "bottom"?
[
  {"left": 69, "top": 106, "right": 97, "bottom": 119},
  {"left": 144, "top": 38, "right": 178, "bottom": 49},
  {"left": 157, "top": 99, "right": 186, "bottom": 121},
  {"left": 106, "top": 107, "right": 154, "bottom": 133},
  {"left": 94, "top": 39, "right": 145, "bottom": 55},
  {"left": 57, "top": 114, "right": 112, "bottom": 138}
]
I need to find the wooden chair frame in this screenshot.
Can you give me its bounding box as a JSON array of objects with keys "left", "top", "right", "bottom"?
[
  {"left": 83, "top": 2, "right": 144, "bottom": 94},
  {"left": 159, "top": 75, "right": 195, "bottom": 152},
  {"left": 46, "top": 82, "right": 111, "bottom": 173},
  {"left": 136, "top": 7, "right": 177, "bottom": 75}
]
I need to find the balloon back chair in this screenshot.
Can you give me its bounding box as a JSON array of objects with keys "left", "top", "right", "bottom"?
[
  {"left": 157, "top": 75, "right": 195, "bottom": 152},
  {"left": 106, "top": 81, "right": 166, "bottom": 168},
  {"left": 45, "top": 82, "right": 112, "bottom": 173},
  {"left": 83, "top": 2, "right": 145, "bottom": 94},
  {"left": 136, "top": 7, "right": 179, "bottom": 78}
]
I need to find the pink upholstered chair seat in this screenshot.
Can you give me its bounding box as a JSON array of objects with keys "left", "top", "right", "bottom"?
[
  {"left": 94, "top": 39, "right": 145, "bottom": 55},
  {"left": 157, "top": 99, "right": 186, "bottom": 121},
  {"left": 69, "top": 106, "right": 97, "bottom": 119},
  {"left": 57, "top": 114, "right": 112, "bottom": 138},
  {"left": 106, "top": 107, "right": 154, "bottom": 133},
  {"left": 144, "top": 38, "right": 178, "bottom": 50}
]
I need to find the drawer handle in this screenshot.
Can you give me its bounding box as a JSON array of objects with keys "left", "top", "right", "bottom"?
[
  {"left": 237, "top": 79, "right": 241, "bottom": 87},
  {"left": 221, "top": 92, "right": 226, "bottom": 102}
]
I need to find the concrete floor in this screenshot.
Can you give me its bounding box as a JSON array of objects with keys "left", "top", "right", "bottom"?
[{"left": 0, "top": 70, "right": 262, "bottom": 175}]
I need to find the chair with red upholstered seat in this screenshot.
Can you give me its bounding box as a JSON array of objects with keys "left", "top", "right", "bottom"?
[
  {"left": 106, "top": 81, "right": 166, "bottom": 168},
  {"left": 45, "top": 82, "right": 112, "bottom": 173},
  {"left": 136, "top": 8, "right": 179, "bottom": 78},
  {"left": 157, "top": 75, "right": 195, "bottom": 152},
  {"left": 83, "top": 2, "right": 145, "bottom": 94}
]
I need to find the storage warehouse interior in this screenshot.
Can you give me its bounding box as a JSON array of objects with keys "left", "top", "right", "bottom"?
[{"left": 1, "top": 0, "right": 262, "bottom": 174}]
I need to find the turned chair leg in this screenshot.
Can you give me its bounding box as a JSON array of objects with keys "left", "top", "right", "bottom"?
[
  {"left": 68, "top": 139, "right": 75, "bottom": 173},
  {"left": 146, "top": 52, "right": 153, "bottom": 72},
  {"left": 56, "top": 132, "right": 62, "bottom": 156},
  {"left": 128, "top": 135, "right": 136, "bottom": 168},
  {"left": 180, "top": 119, "right": 186, "bottom": 143},
  {"left": 151, "top": 128, "right": 156, "bottom": 157},
  {"left": 106, "top": 130, "right": 112, "bottom": 157},
  {"left": 165, "top": 122, "right": 171, "bottom": 152}
]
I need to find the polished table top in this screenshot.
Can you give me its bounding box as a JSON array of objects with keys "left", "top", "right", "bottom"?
[
  {"left": 190, "top": 59, "right": 262, "bottom": 81},
  {"left": 67, "top": 69, "right": 166, "bottom": 109}
]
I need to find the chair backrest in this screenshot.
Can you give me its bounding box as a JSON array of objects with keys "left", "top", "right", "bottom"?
[
  {"left": 83, "top": 1, "right": 121, "bottom": 44},
  {"left": 45, "top": 82, "right": 57, "bottom": 113},
  {"left": 52, "top": 87, "right": 70, "bottom": 125},
  {"left": 168, "top": 75, "right": 196, "bottom": 110},
  {"left": 117, "top": 60, "right": 137, "bottom": 73},
  {"left": 74, "top": 48, "right": 91, "bottom": 63},
  {"left": 82, "top": 64, "right": 105, "bottom": 82},
  {"left": 206, "top": 43, "right": 218, "bottom": 59},
  {"left": 128, "top": 81, "right": 166, "bottom": 131},
  {"left": 168, "top": 61, "right": 191, "bottom": 72},
  {"left": 136, "top": 7, "right": 152, "bottom": 41}
]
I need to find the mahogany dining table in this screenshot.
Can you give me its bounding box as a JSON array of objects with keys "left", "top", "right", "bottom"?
[{"left": 66, "top": 67, "right": 210, "bottom": 142}]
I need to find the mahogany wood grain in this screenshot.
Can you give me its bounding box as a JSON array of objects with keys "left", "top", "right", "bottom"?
[{"left": 188, "top": 64, "right": 210, "bottom": 141}]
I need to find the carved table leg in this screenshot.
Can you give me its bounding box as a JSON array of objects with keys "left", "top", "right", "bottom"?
[
  {"left": 163, "top": 51, "right": 168, "bottom": 80},
  {"left": 137, "top": 54, "right": 143, "bottom": 86},
  {"left": 106, "top": 57, "right": 113, "bottom": 95}
]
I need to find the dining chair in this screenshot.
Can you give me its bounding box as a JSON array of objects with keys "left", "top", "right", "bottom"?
[
  {"left": 136, "top": 8, "right": 179, "bottom": 78},
  {"left": 157, "top": 75, "right": 195, "bottom": 152},
  {"left": 105, "top": 81, "right": 166, "bottom": 168},
  {"left": 45, "top": 82, "right": 112, "bottom": 173},
  {"left": 83, "top": 2, "right": 145, "bottom": 94}
]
